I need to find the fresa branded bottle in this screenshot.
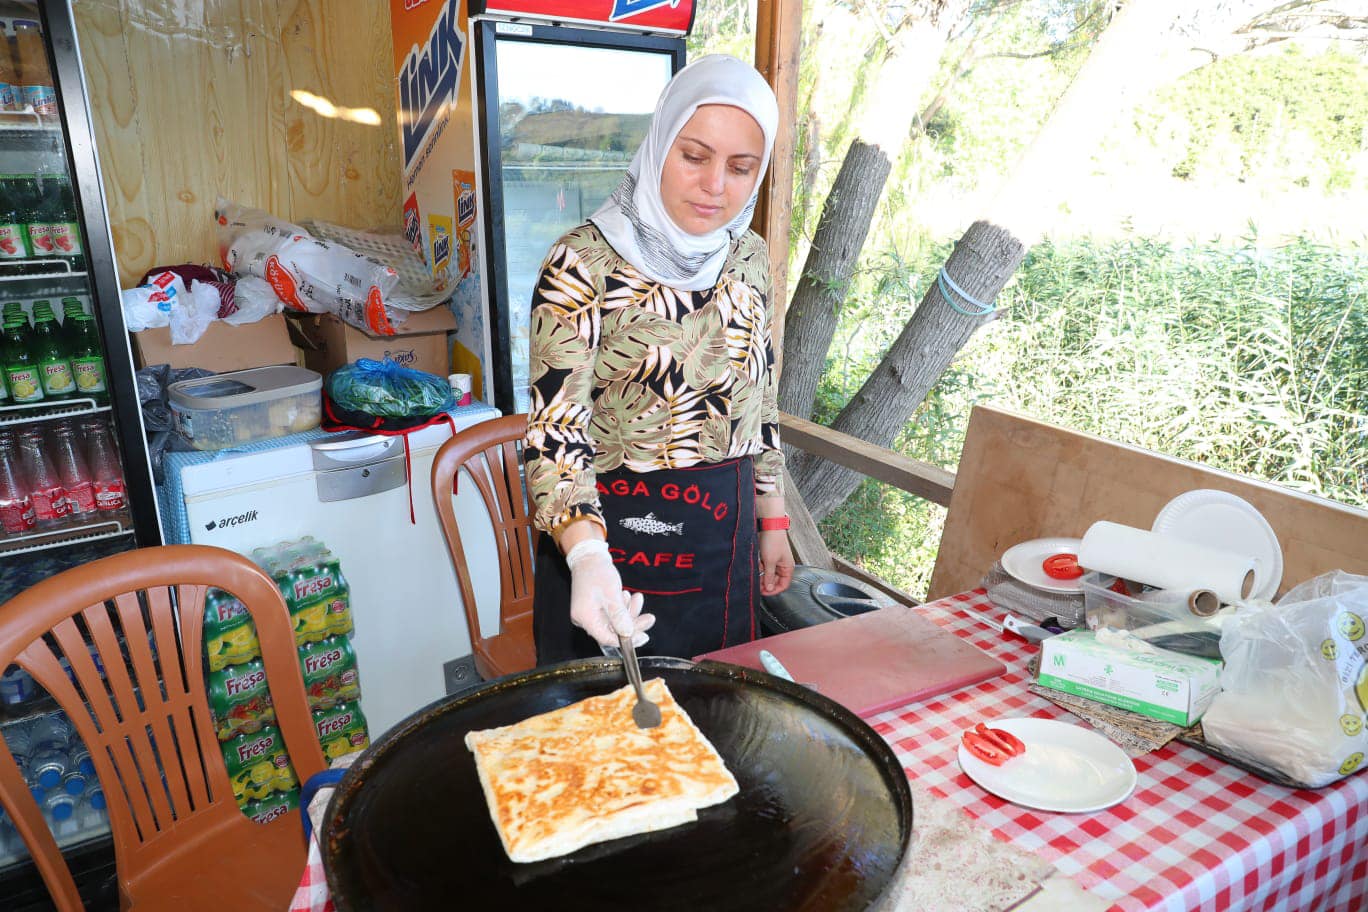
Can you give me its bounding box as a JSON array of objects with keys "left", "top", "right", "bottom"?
[
  {"left": 41, "top": 178, "right": 83, "bottom": 270},
  {"left": 12, "top": 21, "right": 55, "bottom": 117},
  {"left": 31, "top": 299, "right": 75, "bottom": 400},
  {"left": 81, "top": 417, "right": 125, "bottom": 511},
  {"left": 0, "top": 176, "right": 30, "bottom": 261},
  {"left": 66, "top": 306, "right": 107, "bottom": 403},
  {"left": 16, "top": 176, "right": 50, "bottom": 260},
  {"left": 2, "top": 315, "right": 43, "bottom": 404}
]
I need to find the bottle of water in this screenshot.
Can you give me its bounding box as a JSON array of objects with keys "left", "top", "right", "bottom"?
[
  {"left": 42, "top": 789, "right": 76, "bottom": 823},
  {"left": 77, "top": 786, "right": 107, "bottom": 831},
  {"left": 60, "top": 767, "right": 87, "bottom": 796},
  {"left": 28, "top": 746, "right": 65, "bottom": 791},
  {"left": 2, "top": 721, "right": 32, "bottom": 770},
  {"left": 67, "top": 743, "right": 94, "bottom": 778},
  {"left": 29, "top": 712, "right": 72, "bottom": 753}
]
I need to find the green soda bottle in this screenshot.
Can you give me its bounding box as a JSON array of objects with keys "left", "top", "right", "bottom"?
[
  {"left": 2, "top": 317, "right": 42, "bottom": 404},
  {"left": 30, "top": 301, "right": 75, "bottom": 400},
  {"left": 60, "top": 297, "right": 84, "bottom": 351},
  {"left": 68, "top": 312, "right": 107, "bottom": 404},
  {"left": 47, "top": 178, "right": 84, "bottom": 272},
  {"left": 0, "top": 176, "right": 29, "bottom": 262},
  {"left": 1, "top": 301, "right": 26, "bottom": 327}
]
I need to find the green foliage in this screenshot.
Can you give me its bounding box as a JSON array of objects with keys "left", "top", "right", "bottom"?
[
  {"left": 1141, "top": 46, "right": 1368, "bottom": 192},
  {"left": 820, "top": 232, "right": 1368, "bottom": 595}
]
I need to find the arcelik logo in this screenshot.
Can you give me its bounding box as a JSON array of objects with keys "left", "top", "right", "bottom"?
[
  {"left": 610, "top": 0, "right": 681, "bottom": 19},
  {"left": 399, "top": 0, "right": 465, "bottom": 167},
  {"left": 205, "top": 510, "right": 259, "bottom": 532}
]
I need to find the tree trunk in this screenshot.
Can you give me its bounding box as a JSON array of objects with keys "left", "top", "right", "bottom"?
[
  {"left": 777, "top": 139, "right": 891, "bottom": 423},
  {"left": 793, "top": 221, "right": 1025, "bottom": 519}
]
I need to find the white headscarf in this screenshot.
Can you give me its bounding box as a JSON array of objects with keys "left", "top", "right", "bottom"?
[{"left": 589, "top": 54, "right": 779, "bottom": 292}]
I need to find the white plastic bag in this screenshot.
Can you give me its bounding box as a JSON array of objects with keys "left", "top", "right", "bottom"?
[
  {"left": 120, "top": 271, "right": 185, "bottom": 332},
  {"left": 1202, "top": 571, "right": 1368, "bottom": 787},
  {"left": 221, "top": 276, "right": 282, "bottom": 326},
  {"left": 169, "top": 281, "right": 221, "bottom": 344},
  {"left": 215, "top": 198, "right": 403, "bottom": 334}
]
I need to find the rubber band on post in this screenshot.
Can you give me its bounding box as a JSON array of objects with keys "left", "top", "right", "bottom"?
[{"left": 937, "top": 267, "right": 998, "bottom": 317}]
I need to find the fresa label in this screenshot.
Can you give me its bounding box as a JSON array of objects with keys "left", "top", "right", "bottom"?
[
  {"left": 236, "top": 735, "right": 273, "bottom": 764},
  {"left": 225, "top": 668, "right": 266, "bottom": 697},
  {"left": 317, "top": 711, "right": 353, "bottom": 738},
  {"left": 304, "top": 647, "right": 343, "bottom": 675},
  {"left": 294, "top": 574, "right": 335, "bottom": 601}
]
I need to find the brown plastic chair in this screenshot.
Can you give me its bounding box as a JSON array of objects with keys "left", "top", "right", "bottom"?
[
  {"left": 431, "top": 414, "right": 539, "bottom": 679},
  {"left": 0, "top": 544, "right": 327, "bottom": 911}
]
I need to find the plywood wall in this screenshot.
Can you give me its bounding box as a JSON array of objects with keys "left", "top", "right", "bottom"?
[{"left": 75, "top": 0, "right": 403, "bottom": 287}]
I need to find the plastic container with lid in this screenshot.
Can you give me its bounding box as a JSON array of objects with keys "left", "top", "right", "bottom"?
[
  {"left": 1081, "top": 571, "right": 1223, "bottom": 658},
  {"left": 169, "top": 366, "right": 322, "bottom": 451}
]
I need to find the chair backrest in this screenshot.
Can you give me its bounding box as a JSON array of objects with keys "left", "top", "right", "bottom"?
[
  {"left": 0, "top": 544, "right": 327, "bottom": 910},
  {"left": 430, "top": 414, "right": 539, "bottom": 678}
]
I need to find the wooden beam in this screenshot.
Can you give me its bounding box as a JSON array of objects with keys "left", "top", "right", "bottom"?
[
  {"left": 782, "top": 466, "right": 834, "bottom": 570},
  {"left": 752, "top": 0, "right": 802, "bottom": 371},
  {"left": 779, "top": 413, "right": 956, "bottom": 508}
]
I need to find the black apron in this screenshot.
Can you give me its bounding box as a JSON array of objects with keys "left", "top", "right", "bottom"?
[{"left": 534, "top": 458, "right": 759, "bottom": 664}]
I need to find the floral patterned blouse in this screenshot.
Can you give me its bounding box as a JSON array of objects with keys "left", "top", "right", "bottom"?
[{"left": 525, "top": 223, "right": 784, "bottom": 535}]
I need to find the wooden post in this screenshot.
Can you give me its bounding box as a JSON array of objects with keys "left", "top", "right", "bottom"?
[{"left": 752, "top": 0, "right": 802, "bottom": 371}]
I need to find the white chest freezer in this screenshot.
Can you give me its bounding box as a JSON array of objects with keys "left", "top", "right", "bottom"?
[{"left": 165, "top": 404, "right": 502, "bottom": 737}]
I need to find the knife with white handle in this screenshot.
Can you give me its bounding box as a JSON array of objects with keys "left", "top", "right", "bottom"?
[{"left": 758, "top": 649, "right": 796, "bottom": 682}]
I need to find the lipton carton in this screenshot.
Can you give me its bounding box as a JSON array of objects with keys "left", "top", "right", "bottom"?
[
  {"left": 224, "top": 724, "right": 297, "bottom": 805},
  {"left": 313, "top": 700, "right": 370, "bottom": 761}
]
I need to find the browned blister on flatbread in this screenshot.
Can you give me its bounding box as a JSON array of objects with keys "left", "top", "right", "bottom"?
[{"left": 465, "top": 678, "right": 739, "bottom": 863}]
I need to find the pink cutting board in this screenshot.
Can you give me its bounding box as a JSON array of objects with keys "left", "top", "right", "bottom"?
[{"left": 696, "top": 605, "right": 1005, "bottom": 718}]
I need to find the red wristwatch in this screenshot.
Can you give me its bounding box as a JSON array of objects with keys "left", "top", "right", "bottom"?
[{"left": 758, "top": 516, "right": 790, "bottom": 532}]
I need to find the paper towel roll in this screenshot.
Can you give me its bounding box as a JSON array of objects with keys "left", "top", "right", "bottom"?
[{"left": 1079, "top": 521, "right": 1256, "bottom": 605}]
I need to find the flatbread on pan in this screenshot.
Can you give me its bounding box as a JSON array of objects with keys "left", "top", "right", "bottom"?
[{"left": 465, "top": 677, "right": 739, "bottom": 863}]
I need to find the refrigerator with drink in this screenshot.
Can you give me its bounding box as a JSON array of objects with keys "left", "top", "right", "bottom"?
[
  {"left": 391, "top": 0, "right": 692, "bottom": 415},
  {"left": 0, "top": 1, "right": 162, "bottom": 906}
]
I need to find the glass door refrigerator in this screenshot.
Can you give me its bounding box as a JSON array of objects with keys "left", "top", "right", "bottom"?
[
  {"left": 0, "top": 1, "right": 160, "bottom": 907},
  {"left": 468, "top": 3, "right": 688, "bottom": 414}
]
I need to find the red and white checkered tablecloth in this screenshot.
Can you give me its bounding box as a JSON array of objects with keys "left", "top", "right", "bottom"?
[{"left": 877, "top": 590, "right": 1368, "bottom": 912}]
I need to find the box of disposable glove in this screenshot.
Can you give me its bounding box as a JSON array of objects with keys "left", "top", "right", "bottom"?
[{"left": 1036, "top": 629, "right": 1222, "bottom": 726}]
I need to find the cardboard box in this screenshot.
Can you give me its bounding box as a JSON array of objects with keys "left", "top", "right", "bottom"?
[
  {"left": 1036, "top": 629, "right": 1222, "bottom": 726},
  {"left": 286, "top": 307, "right": 456, "bottom": 380},
  {"left": 131, "top": 314, "right": 298, "bottom": 372}
]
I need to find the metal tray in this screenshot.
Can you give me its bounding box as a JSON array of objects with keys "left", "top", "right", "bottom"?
[{"left": 323, "top": 657, "right": 913, "bottom": 911}]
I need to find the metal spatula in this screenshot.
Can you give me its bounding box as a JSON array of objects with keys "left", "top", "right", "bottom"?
[{"left": 618, "top": 634, "right": 662, "bottom": 729}]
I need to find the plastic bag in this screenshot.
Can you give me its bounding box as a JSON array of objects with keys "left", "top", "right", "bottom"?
[
  {"left": 121, "top": 271, "right": 185, "bottom": 331},
  {"left": 326, "top": 359, "right": 453, "bottom": 419},
  {"left": 221, "top": 276, "right": 282, "bottom": 326},
  {"left": 215, "top": 198, "right": 403, "bottom": 334},
  {"left": 1201, "top": 571, "right": 1368, "bottom": 787},
  {"left": 170, "top": 281, "right": 221, "bottom": 344}
]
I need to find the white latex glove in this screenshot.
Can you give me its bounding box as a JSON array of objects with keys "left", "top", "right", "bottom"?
[{"left": 565, "top": 539, "right": 656, "bottom": 648}]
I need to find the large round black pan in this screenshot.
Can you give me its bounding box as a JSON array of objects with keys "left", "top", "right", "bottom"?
[{"left": 322, "top": 656, "right": 913, "bottom": 911}]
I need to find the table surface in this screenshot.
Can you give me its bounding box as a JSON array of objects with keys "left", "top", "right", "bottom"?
[{"left": 878, "top": 590, "right": 1368, "bottom": 912}]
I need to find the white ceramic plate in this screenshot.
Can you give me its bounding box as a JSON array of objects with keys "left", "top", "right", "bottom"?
[
  {"left": 957, "top": 717, "right": 1137, "bottom": 813},
  {"left": 1152, "top": 489, "right": 1282, "bottom": 601},
  {"left": 1000, "top": 537, "right": 1085, "bottom": 593}
]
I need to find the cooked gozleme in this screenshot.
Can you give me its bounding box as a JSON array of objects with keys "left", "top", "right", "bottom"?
[{"left": 464, "top": 678, "right": 739, "bottom": 863}]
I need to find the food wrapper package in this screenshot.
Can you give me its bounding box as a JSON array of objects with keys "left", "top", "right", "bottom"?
[
  {"left": 1202, "top": 570, "right": 1368, "bottom": 788},
  {"left": 215, "top": 198, "right": 403, "bottom": 335}
]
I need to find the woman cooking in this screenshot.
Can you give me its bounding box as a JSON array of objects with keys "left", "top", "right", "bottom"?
[{"left": 525, "top": 54, "right": 793, "bottom": 664}]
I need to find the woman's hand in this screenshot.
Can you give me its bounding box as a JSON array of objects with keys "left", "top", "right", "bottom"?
[
  {"left": 759, "top": 530, "right": 794, "bottom": 596},
  {"left": 565, "top": 539, "right": 656, "bottom": 647}
]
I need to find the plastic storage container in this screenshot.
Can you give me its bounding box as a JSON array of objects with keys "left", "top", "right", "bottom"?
[
  {"left": 1081, "top": 571, "right": 1223, "bottom": 658},
  {"left": 170, "top": 366, "right": 322, "bottom": 451}
]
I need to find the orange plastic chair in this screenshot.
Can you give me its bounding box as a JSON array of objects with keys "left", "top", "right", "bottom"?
[
  {"left": 431, "top": 414, "right": 539, "bottom": 679},
  {"left": 0, "top": 544, "right": 327, "bottom": 911}
]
